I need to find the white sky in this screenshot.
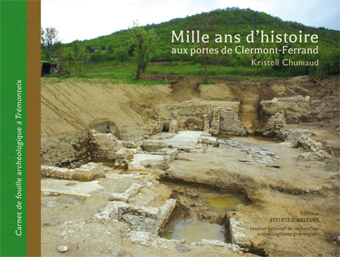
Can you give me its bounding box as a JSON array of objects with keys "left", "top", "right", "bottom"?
[{"left": 41, "top": 0, "right": 340, "bottom": 44}]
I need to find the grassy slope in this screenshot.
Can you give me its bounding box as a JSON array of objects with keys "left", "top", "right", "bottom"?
[{"left": 46, "top": 7, "right": 339, "bottom": 82}]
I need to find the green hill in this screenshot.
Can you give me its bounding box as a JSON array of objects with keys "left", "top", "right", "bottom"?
[{"left": 44, "top": 7, "right": 339, "bottom": 78}]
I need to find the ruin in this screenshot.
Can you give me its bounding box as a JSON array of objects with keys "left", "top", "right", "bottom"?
[{"left": 41, "top": 75, "right": 340, "bottom": 257}]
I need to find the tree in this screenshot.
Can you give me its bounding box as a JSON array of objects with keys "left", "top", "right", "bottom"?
[
  {"left": 41, "top": 27, "right": 59, "bottom": 59},
  {"left": 62, "top": 47, "right": 75, "bottom": 74},
  {"left": 62, "top": 42, "right": 89, "bottom": 76},
  {"left": 74, "top": 44, "right": 89, "bottom": 76},
  {"left": 198, "top": 12, "right": 218, "bottom": 82},
  {"left": 129, "top": 21, "right": 156, "bottom": 79}
]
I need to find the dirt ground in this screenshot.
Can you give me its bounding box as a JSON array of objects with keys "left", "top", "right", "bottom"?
[
  {"left": 41, "top": 75, "right": 339, "bottom": 257},
  {"left": 41, "top": 75, "right": 340, "bottom": 138},
  {"left": 41, "top": 133, "right": 339, "bottom": 256}
]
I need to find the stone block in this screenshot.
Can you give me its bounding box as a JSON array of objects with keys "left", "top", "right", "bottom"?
[{"left": 141, "top": 141, "right": 168, "bottom": 152}]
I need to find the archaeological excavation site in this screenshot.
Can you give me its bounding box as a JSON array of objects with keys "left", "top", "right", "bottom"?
[{"left": 41, "top": 75, "right": 340, "bottom": 257}]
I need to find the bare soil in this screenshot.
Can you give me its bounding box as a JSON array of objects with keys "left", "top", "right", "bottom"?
[{"left": 41, "top": 75, "right": 340, "bottom": 257}]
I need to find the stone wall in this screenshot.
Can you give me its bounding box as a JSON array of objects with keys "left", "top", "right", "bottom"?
[
  {"left": 220, "top": 108, "right": 246, "bottom": 136},
  {"left": 154, "top": 101, "right": 245, "bottom": 135},
  {"left": 41, "top": 162, "right": 105, "bottom": 181},
  {"left": 263, "top": 111, "right": 333, "bottom": 161},
  {"left": 94, "top": 198, "right": 176, "bottom": 234},
  {"left": 88, "top": 130, "right": 123, "bottom": 162},
  {"left": 260, "top": 96, "right": 339, "bottom": 124}
]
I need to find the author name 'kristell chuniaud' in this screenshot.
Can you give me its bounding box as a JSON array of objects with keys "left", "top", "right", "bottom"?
[{"left": 251, "top": 59, "right": 319, "bottom": 66}]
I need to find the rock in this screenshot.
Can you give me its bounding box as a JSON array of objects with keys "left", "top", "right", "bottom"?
[
  {"left": 128, "top": 154, "right": 170, "bottom": 170},
  {"left": 298, "top": 136, "right": 322, "bottom": 151},
  {"left": 122, "top": 141, "right": 139, "bottom": 148},
  {"left": 41, "top": 162, "right": 104, "bottom": 181},
  {"left": 295, "top": 137, "right": 331, "bottom": 160},
  {"left": 209, "top": 109, "right": 220, "bottom": 134},
  {"left": 99, "top": 202, "right": 109, "bottom": 212},
  {"left": 239, "top": 159, "right": 253, "bottom": 162},
  {"left": 141, "top": 141, "right": 168, "bottom": 152},
  {"left": 169, "top": 120, "right": 178, "bottom": 133},
  {"left": 108, "top": 183, "right": 143, "bottom": 202},
  {"left": 97, "top": 199, "right": 175, "bottom": 234},
  {"left": 262, "top": 156, "right": 273, "bottom": 162},
  {"left": 74, "top": 162, "right": 104, "bottom": 181},
  {"left": 159, "top": 133, "right": 177, "bottom": 140},
  {"left": 322, "top": 140, "right": 340, "bottom": 157},
  {"left": 298, "top": 150, "right": 331, "bottom": 161},
  {"left": 180, "top": 239, "right": 186, "bottom": 244},
  {"left": 57, "top": 246, "right": 68, "bottom": 253},
  {"left": 156, "top": 199, "right": 177, "bottom": 233},
  {"left": 42, "top": 191, "right": 52, "bottom": 196},
  {"left": 41, "top": 201, "right": 60, "bottom": 207},
  {"left": 99, "top": 169, "right": 106, "bottom": 178},
  {"left": 266, "top": 164, "right": 280, "bottom": 168},
  {"left": 125, "top": 183, "right": 143, "bottom": 196},
  {"left": 260, "top": 95, "right": 312, "bottom": 123},
  {"left": 89, "top": 130, "right": 123, "bottom": 162},
  {"left": 57, "top": 197, "right": 83, "bottom": 205},
  {"left": 279, "top": 142, "right": 294, "bottom": 147},
  {"left": 263, "top": 110, "right": 286, "bottom": 138},
  {"left": 245, "top": 162, "right": 256, "bottom": 165},
  {"left": 199, "top": 136, "right": 217, "bottom": 144},
  {"left": 200, "top": 239, "right": 225, "bottom": 246},
  {"left": 298, "top": 152, "right": 313, "bottom": 160},
  {"left": 174, "top": 245, "right": 191, "bottom": 252},
  {"left": 285, "top": 129, "right": 312, "bottom": 142},
  {"left": 240, "top": 148, "right": 249, "bottom": 152},
  {"left": 219, "top": 108, "right": 246, "bottom": 136},
  {"left": 245, "top": 155, "right": 253, "bottom": 160},
  {"left": 203, "top": 120, "right": 210, "bottom": 133},
  {"left": 41, "top": 220, "right": 59, "bottom": 226}
]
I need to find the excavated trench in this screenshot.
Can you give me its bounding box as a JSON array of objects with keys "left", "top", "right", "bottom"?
[
  {"left": 90, "top": 130, "right": 254, "bottom": 246},
  {"left": 41, "top": 128, "right": 339, "bottom": 256},
  {"left": 159, "top": 180, "right": 248, "bottom": 244},
  {"left": 41, "top": 77, "right": 340, "bottom": 257},
  {"left": 41, "top": 121, "right": 340, "bottom": 255}
]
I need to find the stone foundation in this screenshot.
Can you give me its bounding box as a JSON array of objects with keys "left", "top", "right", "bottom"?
[
  {"left": 41, "top": 162, "right": 105, "bottom": 181},
  {"left": 94, "top": 199, "right": 176, "bottom": 234}
]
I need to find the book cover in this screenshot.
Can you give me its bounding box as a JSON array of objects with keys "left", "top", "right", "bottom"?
[{"left": 1, "top": 1, "right": 339, "bottom": 256}]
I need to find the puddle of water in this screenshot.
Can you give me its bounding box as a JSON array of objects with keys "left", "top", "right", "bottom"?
[
  {"left": 200, "top": 194, "right": 246, "bottom": 214},
  {"left": 161, "top": 218, "right": 225, "bottom": 244},
  {"left": 160, "top": 182, "right": 248, "bottom": 243}
]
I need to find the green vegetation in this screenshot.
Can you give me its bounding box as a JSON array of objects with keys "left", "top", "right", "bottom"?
[
  {"left": 129, "top": 21, "right": 156, "bottom": 79},
  {"left": 41, "top": 27, "right": 61, "bottom": 60},
  {"left": 62, "top": 41, "right": 89, "bottom": 76},
  {"left": 42, "top": 62, "right": 170, "bottom": 85},
  {"left": 42, "top": 7, "right": 340, "bottom": 81}
]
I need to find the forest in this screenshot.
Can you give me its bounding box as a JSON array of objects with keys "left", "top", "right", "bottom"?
[{"left": 41, "top": 7, "right": 339, "bottom": 79}]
